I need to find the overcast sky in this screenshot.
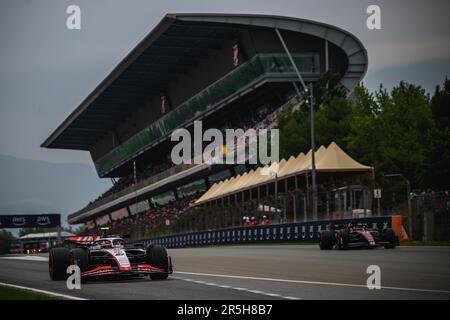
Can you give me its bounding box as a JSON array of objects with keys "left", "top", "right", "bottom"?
[{"left": 1, "top": 0, "right": 449, "bottom": 165}]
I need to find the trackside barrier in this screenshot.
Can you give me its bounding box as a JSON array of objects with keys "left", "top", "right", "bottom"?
[{"left": 133, "top": 216, "right": 399, "bottom": 249}]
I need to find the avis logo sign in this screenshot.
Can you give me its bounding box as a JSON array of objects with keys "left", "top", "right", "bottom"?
[
  {"left": 366, "top": 265, "right": 381, "bottom": 290},
  {"left": 66, "top": 265, "right": 81, "bottom": 290}
]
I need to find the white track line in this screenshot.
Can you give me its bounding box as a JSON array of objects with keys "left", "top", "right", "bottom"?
[
  {"left": 0, "top": 282, "right": 88, "bottom": 300},
  {"left": 0, "top": 255, "right": 48, "bottom": 262},
  {"left": 172, "top": 276, "right": 300, "bottom": 300},
  {"left": 174, "top": 271, "right": 450, "bottom": 295}
]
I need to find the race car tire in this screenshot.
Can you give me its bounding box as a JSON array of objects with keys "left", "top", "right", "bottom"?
[
  {"left": 337, "top": 229, "right": 349, "bottom": 250},
  {"left": 49, "top": 247, "right": 70, "bottom": 281},
  {"left": 147, "top": 245, "right": 169, "bottom": 280},
  {"left": 319, "top": 230, "right": 334, "bottom": 250},
  {"left": 383, "top": 228, "right": 397, "bottom": 249},
  {"left": 70, "top": 248, "right": 89, "bottom": 272}
]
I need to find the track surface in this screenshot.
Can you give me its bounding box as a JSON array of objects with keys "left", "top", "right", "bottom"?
[{"left": 1, "top": 245, "right": 450, "bottom": 300}]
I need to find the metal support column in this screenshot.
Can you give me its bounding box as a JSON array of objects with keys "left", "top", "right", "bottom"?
[
  {"left": 276, "top": 27, "right": 317, "bottom": 220},
  {"left": 310, "top": 83, "right": 318, "bottom": 220},
  {"left": 275, "top": 28, "right": 307, "bottom": 92},
  {"left": 292, "top": 192, "right": 297, "bottom": 222}
]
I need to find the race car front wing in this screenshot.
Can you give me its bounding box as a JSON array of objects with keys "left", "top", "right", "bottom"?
[{"left": 81, "top": 258, "right": 173, "bottom": 278}]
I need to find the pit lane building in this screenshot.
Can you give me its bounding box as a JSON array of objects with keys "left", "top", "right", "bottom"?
[{"left": 42, "top": 13, "right": 368, "bottom": 229}]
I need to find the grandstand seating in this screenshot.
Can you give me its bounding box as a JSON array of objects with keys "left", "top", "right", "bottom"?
[
  {"left": 81, "top": 193, "right": 201, "bottom": 239},
  {"left": 82, "top": 94, "right": 300, "bottom": 212},
  {"left": 77, "top": 93, "right": 303, "bottom": 238}
]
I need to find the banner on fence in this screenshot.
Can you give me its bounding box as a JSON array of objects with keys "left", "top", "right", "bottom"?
[
  {"left": 135, "top": 216, "right": 398, "bottom": 249},
  {"left": 0, "top": 214, "right": 61, "bottom": 228}
]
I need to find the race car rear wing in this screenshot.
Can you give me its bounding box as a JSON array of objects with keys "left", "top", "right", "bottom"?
[
  {"left": 328, "top": 221, "right": 371, "bottom": 231},
  {"left": 65, "top": 236, "right": 100, "bottom": 246},
  {"left": 126, "top": 242, "right": 145, "bottom": 248}
]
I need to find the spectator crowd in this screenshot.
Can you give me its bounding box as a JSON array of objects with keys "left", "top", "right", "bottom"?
[
  {"left": 81, "top": 192, "right": 202, "bottom": 238},
  {"left": 82, "top": 92, "right": 299, "bottom": 219},
  {"left": 242, "top": 215, "right": 270, "bottom": 227}
]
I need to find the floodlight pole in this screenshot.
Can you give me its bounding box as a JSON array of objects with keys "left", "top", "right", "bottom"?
[
  {"left": 133, "top": 161, "right": 138, "bottom": 215},
  {"left": 275, "top": 28, "right": 317, "bottom": 220},
  {"left": 275, "top": 28, "right": 307, "bottom": 95},
  {"left": 274, "top": 172, "right": 278, "bottom": 220},
  {"left": 310, "top": 83, "right": 318, "bottom": 220}
]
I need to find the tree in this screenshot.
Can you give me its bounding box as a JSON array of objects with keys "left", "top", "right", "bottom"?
[
  {"left": 0, "top": 230, "right": 15, "bottom": 254},
  {"left": 277, "top": 72, "right": 352, "bottom": 159},
  {"left": 347, "top": 82, "right": 433, "bottom": 187},
  {"left": 314, "top": 96, "right": 353, "bottom": 149},
  {"left": 345, "top": 85, "right": 381, "bottom": 168},
  {"left": 431, "top": 78, "right": 450, "bottom": 129},
  {"left": 424, "top": 78, "right": 450, "bottom": 189},
  {"left": 73, "top": 224, "right": 87, "bottom": 235},
  {"left": 278, "top": 75, "right": 446, "bottom": 191},
  {"left": 277, "top": 107, "right": 310, "bottom": 159},
  {"left": 309, "top": 71, "right": 347, "bottom": 107}
]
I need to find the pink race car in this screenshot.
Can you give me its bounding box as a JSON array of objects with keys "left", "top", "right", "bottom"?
[{"left": 319, "top": 223, "right": 397, "bottom": 250}]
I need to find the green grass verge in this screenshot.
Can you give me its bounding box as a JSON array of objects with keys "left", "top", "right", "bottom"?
[{"left": 0, "top": 285, "right": 59, "bottom": 300}]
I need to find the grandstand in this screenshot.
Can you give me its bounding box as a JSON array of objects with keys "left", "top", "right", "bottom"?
[{"left": 41, "top": 14, "right": 368, "bottom": 239}]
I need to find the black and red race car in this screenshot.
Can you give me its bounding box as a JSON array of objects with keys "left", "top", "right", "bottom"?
[
  {"left": 319, "top": 222, "right": 397, "bottom": 250},
  {"left": 49, "top": 234, "right": 172, "bottom": 281}
]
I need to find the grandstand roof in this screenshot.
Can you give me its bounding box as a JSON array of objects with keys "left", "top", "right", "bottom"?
[
  {"left": 195, "top": 142, "right": 373, "bottom": 205},
  {"left": 42, "top": 13, "right": 367, "bottom": 151}
]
